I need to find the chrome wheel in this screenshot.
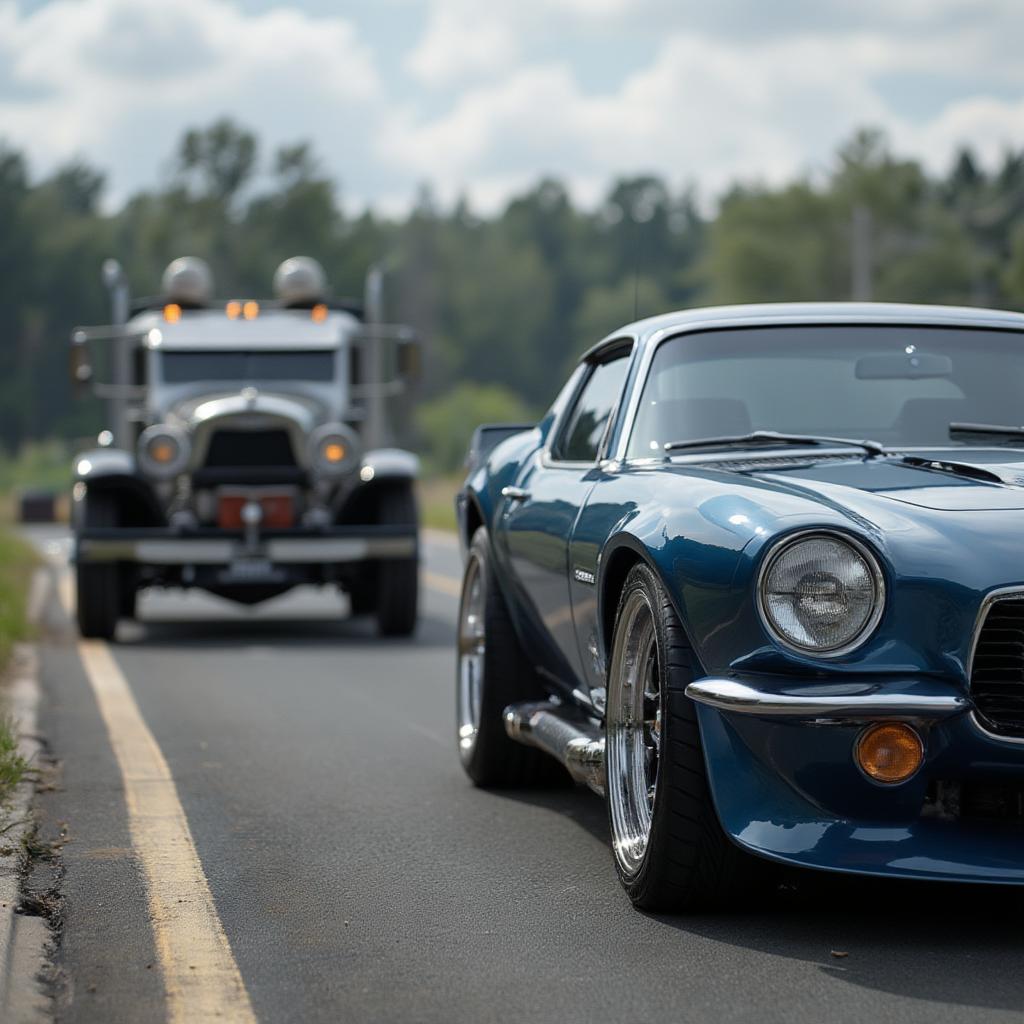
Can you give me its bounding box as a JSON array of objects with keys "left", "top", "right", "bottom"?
[
  {"left": 457, "top": 553, "right": 486, "bottom": 764},
  {"left": 607, "top": 588, "right": 661, "bottom": 879}
]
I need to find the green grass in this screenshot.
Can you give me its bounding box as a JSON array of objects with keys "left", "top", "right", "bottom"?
[
  {"left": 0, "top": 528, "right": 36, "bottom": 667},
  {"left": 0, "top": 523, "right": 38, "bottom": 809},
  {"left": 0, "top": 714, "right": 28, "bottom": 805},
  {"left": 418, "top": 475, "right": 461, "bottom": 533},
  {"left": 0, "top": 440, "right": 71, "bottom": 495}
]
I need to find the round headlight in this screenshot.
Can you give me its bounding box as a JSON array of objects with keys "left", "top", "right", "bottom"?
[
  {"left": 309, "top": 423, "right": 360, "bottom": 477},
  {"left": 137, "top": 424, "right": 190, "bottom": 478},
  {"left": 757, "top": 532, "right": 884, "bottom": 656}
]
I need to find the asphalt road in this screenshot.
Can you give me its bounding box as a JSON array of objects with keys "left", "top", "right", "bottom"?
[{"left": 24, "top": 526, "right": 1024, "bottom": 1023}]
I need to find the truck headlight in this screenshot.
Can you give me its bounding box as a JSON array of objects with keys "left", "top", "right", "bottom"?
[
  {"left": 757, "top": 532, "right": 884, "bottom": 657},
  {"left": 137, "top": 424, "right": 190, "bottom": 478},
  {"left": 309, "top": 423, "right": 359, "bottom": 477}
]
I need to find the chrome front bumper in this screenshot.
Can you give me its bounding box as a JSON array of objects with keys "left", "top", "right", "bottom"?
[
  {"left": 76, "top": 528, "right": 416, "bottom": 565},
  {"left": 685, "top": 677, "right": 968, "bottom": 720}
]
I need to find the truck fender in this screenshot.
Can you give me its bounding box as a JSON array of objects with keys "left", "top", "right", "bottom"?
[
  {"left": 360, "top": 448, "right": 420, "bottom": 482},
  {"left": 72, "top": 449, "right": 165, "bottom": 527},
  {"left": 334, "top": 449, "right": 420, "bottom": 525}
]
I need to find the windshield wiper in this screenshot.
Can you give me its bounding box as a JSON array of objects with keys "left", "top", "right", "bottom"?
[
  {"left": 949, "top": 422, "right": 1024, "bottom": 442},
  {"left": 664, "top": 430, "right": 887, "bottom": 457}
]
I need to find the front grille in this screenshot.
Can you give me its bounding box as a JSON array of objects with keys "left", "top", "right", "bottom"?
[
  {"left": 970, "top": 596, "right": 1024, "bottom": 737},
  {"left": 204, "top": 429, "right": 296, "bottom": 468}
]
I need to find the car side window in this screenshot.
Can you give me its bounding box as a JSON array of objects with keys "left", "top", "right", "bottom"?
[{"left": 553, "top": 352, "right": 631, "bottom": 462}]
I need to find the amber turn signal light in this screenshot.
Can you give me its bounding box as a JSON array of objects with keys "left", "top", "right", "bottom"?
[
  {"left": 149, "top": 441, "right": 177, "bottom": 464},
  {"left": 856, "top": 722, "right": 923, "bottom": 784},
  {"left": 323, "top": 442, "right": 346, "bottom": 463}
]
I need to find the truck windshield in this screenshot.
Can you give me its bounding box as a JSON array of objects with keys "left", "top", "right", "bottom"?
[
  {"left": 161, "top": 351, "right": 335, "bottom": 383},
  {"left": 626, "top": 325, "right": 1024, "bottom": 457}
]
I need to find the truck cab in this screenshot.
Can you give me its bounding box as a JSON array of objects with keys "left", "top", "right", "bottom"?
[{"left": 71, "top": 256, "right": 421, "bottom": 640}]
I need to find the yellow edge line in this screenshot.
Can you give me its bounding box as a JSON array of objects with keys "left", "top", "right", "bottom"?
[
  {"left": 57, "top": 575, "right": 257, "bottom": 1024},
  {"left": 422, "top": 569, "right": 461, "bottom": 598}
]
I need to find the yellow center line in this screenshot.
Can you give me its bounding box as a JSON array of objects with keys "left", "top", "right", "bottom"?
[
  {"left": 422, "top": 569, "right": 462, "bottom": 598},
  {"left": 57, "top": 577, "right": 256, "bottom": 1024}
]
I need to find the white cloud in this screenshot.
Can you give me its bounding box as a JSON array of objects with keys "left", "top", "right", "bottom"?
[
  {"left": 0, "top": 0, "right": 382, "bottom": 201},
  {"left": 405, "top": 1, "right": 518, "bottom": 87},
  {"left": 382, "top": 22, "right": 1024, "bottom": 213},
  {"left": 0, "top": 0, "right": 1022, "bottom": 213}
]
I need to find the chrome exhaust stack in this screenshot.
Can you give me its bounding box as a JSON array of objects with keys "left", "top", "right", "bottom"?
[{"left": 503, "top": 701, "right": 605, "bottom": 795}]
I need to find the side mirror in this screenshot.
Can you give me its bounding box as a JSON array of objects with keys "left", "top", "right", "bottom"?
[
  {"left": 397, "top": 337, "right": 421, "bottom": 383},
  {"left": 70, "top": 335, "right": 93, "bottom": 392}
]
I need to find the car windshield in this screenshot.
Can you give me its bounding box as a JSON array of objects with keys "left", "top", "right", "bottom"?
[
  {"left": 626, "top": 325, "right": 1024, "bottom": 458},
  {"left": 161, "top": 350, "right": 335, "bottom": 383}
]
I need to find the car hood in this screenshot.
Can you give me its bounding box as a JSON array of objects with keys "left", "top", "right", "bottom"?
[{"left": 744, "top": 449, "right": 1024, "bottom": 512}]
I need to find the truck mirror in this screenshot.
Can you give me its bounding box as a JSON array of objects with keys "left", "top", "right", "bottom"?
[
  {"left": 398, "top": 338, "right": 421, "bottom": 383},
  {"left": 70, "top": 338, "right": 93, "bottom": 391}
]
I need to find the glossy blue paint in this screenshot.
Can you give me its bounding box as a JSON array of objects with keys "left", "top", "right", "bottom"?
[{"left": 457, "top": 302, "right": 1024, "bottom": 883}]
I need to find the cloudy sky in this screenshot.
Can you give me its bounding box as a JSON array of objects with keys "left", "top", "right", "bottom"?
[{"left": 1, "top": 0, "right": 1022, "bottom": 213}]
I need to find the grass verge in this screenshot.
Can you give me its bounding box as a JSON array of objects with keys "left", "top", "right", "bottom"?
[
  {"left": 0, "top": 523, "right": 37, "bottom": 805},
  {"left": 418, "top": 475, "right": 462, "bottom": 533},
  {"left": 0, "top": 527, "right": 36, "bottom": 667},
  {"left": 0, "top": 714, "right": 28, "bottom": 807}
]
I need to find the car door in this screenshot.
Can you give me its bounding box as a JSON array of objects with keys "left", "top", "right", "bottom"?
[{"left": 501, "top": 343, "right": 633, "bottom": 686}]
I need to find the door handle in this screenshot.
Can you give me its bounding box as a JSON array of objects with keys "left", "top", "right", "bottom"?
[{"left": 501, "top": 486, "right": 531, "bottom": 502}]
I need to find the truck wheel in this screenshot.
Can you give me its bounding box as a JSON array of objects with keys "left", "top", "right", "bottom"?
[
  {"left": 375, "top": 484, "right": 419, "bottom": 637},
  {"left": 605, "top": 563, "right": 765, "bottom": 911},
  {"left": 75, "top": 491, "right": 125, "bottom": 641},
  {"left": 456, "top": 526, "right": 568, "bottom": 788}
]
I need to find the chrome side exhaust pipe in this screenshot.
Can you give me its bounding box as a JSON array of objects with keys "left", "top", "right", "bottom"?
[{"left": 503, "top": 701, "right": 605, "bottom": 795}]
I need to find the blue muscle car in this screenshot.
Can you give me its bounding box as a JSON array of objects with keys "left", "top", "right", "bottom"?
[{"left": 455, "top": 301, "right": 1024, "bottom": 911}]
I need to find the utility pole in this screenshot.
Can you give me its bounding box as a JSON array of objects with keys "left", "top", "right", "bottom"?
[
  {"left": 364, "top": 263, "right": 388, "bottom": 451},
  {"left": 851, "top": 204, "right": 873, "bottom": 302},
  {"left": 102, "top": 259, "right": 131, "bottom": 449}
]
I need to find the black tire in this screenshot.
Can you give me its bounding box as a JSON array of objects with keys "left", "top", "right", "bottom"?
[
  {"left": 347, "top": 583, "right": 375, "bottom": 618},
  {"left": 75, "top": 490, "right": 124, "bottom": 641},
  {"left": 606, "top": 562, "right": 765, "bottom": 911},
  {"left": 375, "top": 484, "right": 419, "bottom": 637},
  {"left": 456, "top": 526, "right": 569, "bottom": 788},
  {"left": 119, "top": 570, "right": 138, "bottom": 620}
]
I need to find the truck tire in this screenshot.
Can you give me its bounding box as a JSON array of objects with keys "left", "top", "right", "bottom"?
[
  {"left": 456, "top": 526, "right": 569, "bottom": 788},
  {"left": 75, "top": 490, "right": 125, "bottom": 641},
  {"left": 375, "top": 483, "right": 419, "bottom": 637},
  {"left": 605, "top": 562, "right": 765, "bottom": 911}
]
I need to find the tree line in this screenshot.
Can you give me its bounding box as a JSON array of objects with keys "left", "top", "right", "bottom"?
[{"left": 2, "top": 119, "right": 1024, "bottom": 470}]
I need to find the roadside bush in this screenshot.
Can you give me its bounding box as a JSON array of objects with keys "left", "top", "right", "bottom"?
[{"left": 416, "top": 382, "right": 536, "bottom": 474}]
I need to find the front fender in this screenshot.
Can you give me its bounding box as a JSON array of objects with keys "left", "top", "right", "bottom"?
[
  {"left": 74, "top": 448, "right": 135, "bottom": 481},
  {"left": 72, "top": 449, "right": 166, "bottom": 527},
  {"left": 360, "top": 448, "right": 420, "bottom": 482}
]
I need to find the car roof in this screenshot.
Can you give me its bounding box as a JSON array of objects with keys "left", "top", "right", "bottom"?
[
  {"left": 130, "top": 307, "right": 360, "bottom": 351},
  {"left": 585, "top": 301, "right": 1024, "bottom": 361}
]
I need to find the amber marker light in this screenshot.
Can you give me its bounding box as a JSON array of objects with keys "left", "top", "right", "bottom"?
[
  {"left": 163, "top": 303, "right": 182, "bottom": 323},
  {"left": 323, "top": 442, "right": 346, "bottom": 463},
  {"left": 226, "top": 300, "right": 242, "bottom": 320},
  {"left": 243, "top": 300, "right": 260, "bottom": 320},
  {"left": 150, "top": 440, "right": 177, "bottom": 464},
  {"left": 856, "top": 722, "right": 923, "bottom": 784},
  {"left": 311, "top": 303, "right": 329, "bottom": 323}
]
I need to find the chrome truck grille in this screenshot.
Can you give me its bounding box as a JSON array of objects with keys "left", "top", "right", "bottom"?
[
  {"left": 971, "top": 595, "right": 1024, "bottom": 737},
  {"left": 204, "top": 429, "right": 295, "bottom": 467},
  {"left": 194, "top": 429, "right": 303, "bottom": 487}
]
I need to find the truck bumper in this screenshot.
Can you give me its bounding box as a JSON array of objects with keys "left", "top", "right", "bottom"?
[{"left": 76, "top": 526, "right": 417, "bottom": 565}]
